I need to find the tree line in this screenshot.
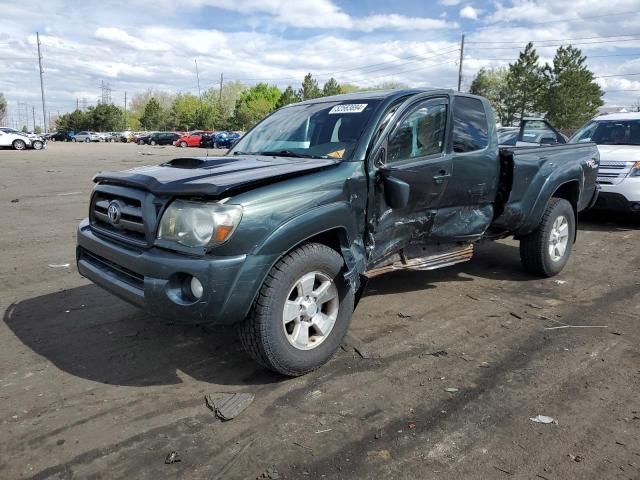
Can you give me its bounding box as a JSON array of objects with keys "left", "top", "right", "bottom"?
[
  {"left": 469, "top": 43, "right": 604, "bottom": 129},
  {"left": 54, "top": 75, "right": 403, "bottom": 133}
]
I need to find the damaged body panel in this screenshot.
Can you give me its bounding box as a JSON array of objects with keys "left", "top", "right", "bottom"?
[{"left": 76, "top": 88, "right": 599, "bottom": 375}]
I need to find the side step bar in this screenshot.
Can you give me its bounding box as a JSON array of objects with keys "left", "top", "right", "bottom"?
[{"left": 365, "top": 244, "right": 474, "bottom": 278}]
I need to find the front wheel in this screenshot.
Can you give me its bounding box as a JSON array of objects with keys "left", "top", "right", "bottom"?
[
  {"left": 520, "top": 198, "right": 575, "bottom": 277},
  {"left": 12, "top": 139, "right": 26, "bottom": 150},
  {"left": 238, "top": 243, "right": 355, "bottom": 376},
  {"left": 84, "top": 138, "right": 90, "bottom": 143},
  {"left": 32, "top": 140, "right": 44, "bottom": 150},
  {"left": 150, "top": 140, "right": 156, "bottom": 146},
  {"left": 180, "top": 141, "right": 188, "bottom": 148}
]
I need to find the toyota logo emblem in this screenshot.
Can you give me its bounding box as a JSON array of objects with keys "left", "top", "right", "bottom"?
[{"left": 107, "top": 201, "right": 122, "bottom": 225}]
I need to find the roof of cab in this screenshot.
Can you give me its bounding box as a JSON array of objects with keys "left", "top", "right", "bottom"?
[{"left": 293, "top": 88, "right": 454, "bottom": 106}]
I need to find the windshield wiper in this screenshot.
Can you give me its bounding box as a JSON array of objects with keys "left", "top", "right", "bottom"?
[{"left": 258, "top": 150, "right": 328, "bottom": 159}]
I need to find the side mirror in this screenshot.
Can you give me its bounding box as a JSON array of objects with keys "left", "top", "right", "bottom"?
[{"left": 380, "top": 169, "right": 410, "bottom": 209}]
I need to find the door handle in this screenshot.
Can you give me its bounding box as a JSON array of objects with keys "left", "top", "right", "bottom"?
[{"left": 433, "top": 171, "right": 451, "bottom": 184}]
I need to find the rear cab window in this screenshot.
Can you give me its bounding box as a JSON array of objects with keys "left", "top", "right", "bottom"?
[{"left": 452, "top": 96, "right": 489, "bottom": 153}]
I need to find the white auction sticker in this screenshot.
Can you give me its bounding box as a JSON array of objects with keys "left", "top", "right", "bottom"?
[{"left": 328, "top": 103, "right": 368, "bottom": 114}]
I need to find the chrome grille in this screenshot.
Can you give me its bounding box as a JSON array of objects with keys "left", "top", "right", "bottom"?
[{"left": 90, "top": 185, "right": 151, "bottom": 246}]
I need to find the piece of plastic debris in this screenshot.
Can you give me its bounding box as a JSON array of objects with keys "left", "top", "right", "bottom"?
[
  {"left": 568, "top": 454, "right": 583, "bottom": 462},
  {"left": 445, "top": 388, "right": 459, "bottom": 393},
  {"left": 205, "top": 392, "right": 254, "bottom": 421},
  {"left": 397, "top": 312, "right": 412, "bottom": 318},
  {"left": 165, "top": 451, "right": 181, "bottom": 464},
  {"left": 526, "top": 303, "right": 543, "bottom": 310},
  {"left": 420, "top": 350, "right": 448, "bottom": 358},
  {"left": 544, "top": 325, "right": 608, "bottom": 330},
  {"left": 510, "top": 312, "right": 523, "bottom": 319},
  {"left": 341, "top": 333, "right": 371, "bottom": 359},
  {"left": 408, "top": 422, "right": 416, "bottom": 429},
  {"left": 257, "top": 466, "right": 281, "bottom": 479},
  {"left": 10, "top": 199, "right": 19, "bottom": 203},
  {"left": 554, "top": 280, "right": 567, "bottom": 285},
  {"left": 315, "top": 428, "right": 332, "bottom": 434},
  {"left": 374, "top": 430, "right": 383, "bottom": 439},
  {"left": 530, "top": 415, "right": 557, "bottom": 424},
  {"left": 48, "top": 263, "right": 70, "bottom": 268}
]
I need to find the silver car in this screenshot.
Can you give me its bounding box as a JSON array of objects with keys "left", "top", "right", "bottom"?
[{"left": 73, "top": 131, "right": 102, "bottom": 143}]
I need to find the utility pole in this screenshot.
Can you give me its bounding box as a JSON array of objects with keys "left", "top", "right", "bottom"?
[
  {"left": 76, "top": 98, "right": 79, "bottom": 110},
  {"left": 457, "top": 34, "right": 465, "bottom": 92},
  {"left": 36, "top": 32, "right": 48, "bottom": 133},
  {"left": 219, "top": 72, "right": 223, "bottom": 102},
  {"left": 32, "top": 105, "right": 36, "bottom": 131},
  {"left": 124, "top": 91, "right": 127, "bottom": 130},
  {"left": 195, "top": 59, "right": 202, "bottom": 100}
]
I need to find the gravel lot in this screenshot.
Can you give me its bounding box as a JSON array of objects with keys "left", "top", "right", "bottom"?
[{"left": 1, "top": 142, "right": 639, "bottom": 480}]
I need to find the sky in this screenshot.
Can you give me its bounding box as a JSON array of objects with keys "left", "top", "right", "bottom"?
[{"left": 2, "top": 0, "right": 640, "bottom": 128}]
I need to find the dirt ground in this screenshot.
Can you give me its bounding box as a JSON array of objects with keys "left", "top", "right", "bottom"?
[{"left": 0, "top": 142, "right": 638, "bottom": 480}]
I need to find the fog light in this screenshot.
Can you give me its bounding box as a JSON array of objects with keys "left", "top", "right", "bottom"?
[{"left": 190, "top": 276, "right": 204, "bottom": 299}]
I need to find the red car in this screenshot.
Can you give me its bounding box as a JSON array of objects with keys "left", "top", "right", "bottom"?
[{"left": 175, "top": 130, "right": 212, "bottom": 148}]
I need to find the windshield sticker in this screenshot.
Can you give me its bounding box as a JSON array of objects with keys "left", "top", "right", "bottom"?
[{"left": 329, "top": 104, "right": 368, "bottom": 114}]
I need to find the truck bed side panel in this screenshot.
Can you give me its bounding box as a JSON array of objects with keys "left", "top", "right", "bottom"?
[{"left": 491, "top": 143, "right": 599, "bottom": 234}]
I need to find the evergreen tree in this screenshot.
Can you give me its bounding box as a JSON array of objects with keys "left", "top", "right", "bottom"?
[
  {"left": 469, "top": 68, "right": 511, "bottom": 125},
  {"left": 299, "top": 73, "right": 321, "bottom": 100},
  {"left": 139, "top": 98, "right": 164, "bottom": 130},
  {"left": 276, "top": 86, "right": 301, "bottom": 108},
  {"left": 504, "top": 42, "right": 546, "bottom": 122},
  {"left": 543, "top": 46, "right": 603, "bottom": 129},
  {"left": 322, "top": 78, "right": 342, "bottom": 96}
]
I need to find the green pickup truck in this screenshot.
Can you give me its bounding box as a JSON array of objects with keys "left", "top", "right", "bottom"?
[{"left": 77, "top": 89, "right": 599, "bottom": 375}]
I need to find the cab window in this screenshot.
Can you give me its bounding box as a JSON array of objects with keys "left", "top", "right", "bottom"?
[
  {"left": 452, "top": 97, "right": 488, "bottom": 153},
  {"left": 387, "top": 102, "right": 447, "bottom": 163}
]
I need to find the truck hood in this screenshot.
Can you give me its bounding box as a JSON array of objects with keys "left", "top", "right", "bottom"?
[
  {"left": 597, "top": 145, "right": 640, "bottom": 162},
  {"left": 93, "top": 155, "right": 339, "bottom": 197}
]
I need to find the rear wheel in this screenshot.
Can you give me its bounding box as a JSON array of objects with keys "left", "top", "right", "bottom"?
[
  {"left": 520, "top": 198, "right": 575, "bottom": 277},
  {"left": 150, "top": 140, "right": 156, "bottom": 146},
  {"left": 238, "top": 243, "right": 354, "bottom": 376},
  {"left": 84, "top": 138, "right": 90, "bottom": 143},
  {"left": 12, "top": 139, "right": 26, "bottom": 150}
]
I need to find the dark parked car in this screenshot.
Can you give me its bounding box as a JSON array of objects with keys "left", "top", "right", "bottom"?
[
  {"left": 77, "top": 89, "right": 599, "bottom": 376},
  {"left": 137, "top": 132, "right": 181, "bottom": 146},
  {"left": 498, "top": 118, "right": 567, "bottom": 146},
  {"left": 200, "top": 131, "right": 241, "bottom": 149},
  {"left": 48, "top": 131, "right": 75, "bottom": 142}
]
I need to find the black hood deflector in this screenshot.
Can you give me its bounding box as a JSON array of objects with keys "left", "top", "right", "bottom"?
[{"left": 93, "top": 155, "right": 339, "bottom": 197}]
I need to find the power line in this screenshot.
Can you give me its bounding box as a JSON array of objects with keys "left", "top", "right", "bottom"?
[
  {"left": 596, "top": 72, "right": 640, "bottom": 78},
  {"left": 474, "top": 10, "right": 640, "bottom": 31},
  {"left": 465, "top": 38, "right": 640, "bottom": 51},
  {"left": 467, "top": 33, "right": 640, "bottom": 44}
]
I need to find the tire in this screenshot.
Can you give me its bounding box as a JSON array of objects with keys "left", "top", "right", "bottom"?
[
  {"left": 72, "top": 138, "right": 76, "bottom": 142},
  {"left": 32, "top": 140, "right": 43, "bottom": 150},
  {"left": 150, "top": 140, "right": 156, "bottom": 146},
  {"left": 520, "top": 198, "right": 575, "bottom": 277},
  {"left": 180, "top": 141, "right": 188, "bottom": 148},
  {"left": 12, "top": 139, "right": 26, "bottom": 151},
  {"left": 84, "top": 138, "right": 90, "bottom": 143},
  {"left": 238, "top": 243, "right": 355, "bottom": 376},
  {"left": 50, "top": 137, "right": 56, "bottom": 142}
]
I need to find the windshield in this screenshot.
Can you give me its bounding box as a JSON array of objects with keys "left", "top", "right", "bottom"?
[
  {"left": 229, "top": 99, "right": 381, "bottom": 160},
  {"left": 570, "top": 119, "right": 640, "bottom": 145}
]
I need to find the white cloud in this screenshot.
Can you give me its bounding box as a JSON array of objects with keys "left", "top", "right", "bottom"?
[
  {"left": 439, "top": 0, "right": 464, "bottom": 5},
  {"left": 460, "top": 5, "right": 481, "bottom": 20}
]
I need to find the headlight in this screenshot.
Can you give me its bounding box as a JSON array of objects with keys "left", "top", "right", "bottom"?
[
  {"left": 629, "top": 161, "right": 640, "bottom": 177},
  {"left": 157, "top": 200, "right": 243, "bottom": 248}
]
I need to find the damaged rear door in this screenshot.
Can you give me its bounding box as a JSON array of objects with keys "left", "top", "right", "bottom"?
[{"left": 366, "top": 96, "right": 452, "bottom": 265}]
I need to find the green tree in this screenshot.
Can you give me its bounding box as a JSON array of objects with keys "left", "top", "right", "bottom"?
[
  {"left": 21, "top": 125, "right": 28, "bottom": 132},
  {"left": 373, "top": 81, "right": 409, "bottom": 90},
  {"left": 299, "top": 73, "right": 321, "bottom": 100},
  {"left": 276, "top": 86, "right": 301, "bottom": 108},
  {"left": 172, "top": 94, "right": 203, "bottom": 130},
  {"left": 0, "top": 93, "right": 6, "bottom": 124},
  {"left": 34, "top": 126, "right": 42, "bottom": 134},
  {"left": 542, "top": 46, "right": 603, "bottom": 129},
  {"left": 504, "top": 42, "right": 546, "bottom": 122},
  {"left": 89, "top": 103, "right": 124, "bottom": 131},
  {"left": 469, "top": 68, "right": 511, "bottom": 125},
  {"left": 322, "top": 77, "right": 342, "bottom": 96},
  {"left": 56, "top": 109, "right": 90, "bottom": 132},
  {"left": 339, "top": 83, "right": 363, "bottom": 94},
  {"left": 232, "top": 83, "right": 281, "bottom": 129},
  {"left": 139, "top": 98, "right": 165, "bottom": 130}
]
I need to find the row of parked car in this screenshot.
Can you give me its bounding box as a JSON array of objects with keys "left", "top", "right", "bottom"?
[
  {"left": 0, "top": 127, "right": 46, "bottom": 150},
  {"left": 135, "top": 130, "right": 242, "bottom": 149}
]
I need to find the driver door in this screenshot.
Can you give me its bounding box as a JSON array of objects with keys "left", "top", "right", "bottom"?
[
  {"left": 0, "top": 131, "right": 8, "bottom": 146},
  {"left": 367, "top": 97, "right": 452, "bottom": 266}
]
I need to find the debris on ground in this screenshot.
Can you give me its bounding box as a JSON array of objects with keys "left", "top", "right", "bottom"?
[
  {"left": 568, "top": 454, "right": 583, "bottom": 462},
  {"left": 510, "top": 312, "right": 523, "bottom": 319},
  {"left": 420, "top": 350, "right": 448, "bottom": 358},
  {"left": 164, "top": 451, "right": 181, "bottom": 464},
  {"left": 315, "top": 429, "right": 332, "bottom": 434},
  {"left": 10, "top": 198, "right": 19, "bottom": 203},
  {"left": 374, "top": 429, "right": 383, "bottom": 439},
  {"left": 554, "top": 280, "right": 567, "bottom": 285},
  {"left": 544, "top": 325, "right": 608, "bottom": 330},
  {"left": 445, "top": 388, "right": 459, "bottom": 393},
  {"left": 293, "top": 441, "right": 313, "bottom": 452},
  {"left": 205, "top": 392, "right": 254, "bottom": 421},
  {"left": 341, "top": 333, "right": 371, "bottom": 359},
  {"left": 48, "top": 263, "right": 70, "bottom": 268},
  {"left": 139, "top": 151, "right": 154, "bottom": 155},
  {"left": 530, "top": 415, "right": 557, "bottom": 424},
  {"left": 397, "top": 312, "right": 412, "bottom": 318},
  {"left": 526, "top": 303, "right": 544, "bottom": 310},
  {"left": 408, "top": 422, "right": 416, "bottom": 429},
  {"left": 465, "top": 294, "right": 480, "bottom": 301},
  {"left": 257, "top": 466, "right": 281, "bottom": 479},
  {"left": 367, "top": 449, "right": 392, "bottom": 462}
]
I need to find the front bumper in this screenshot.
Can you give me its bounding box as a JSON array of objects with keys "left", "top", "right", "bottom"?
[
  {"left": 76, "top": 220, "right": 263, "bottom": 324},
  {"left": 596, "top": 177, "right": 640, "bottom": 212}
]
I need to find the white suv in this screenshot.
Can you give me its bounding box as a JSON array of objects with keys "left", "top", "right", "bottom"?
[
  {"left": 0, "top": 128, "right": 45, "bottom": 150},
  {"left": 571, "top": 112, "right": 640, "bottom": 213}
]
